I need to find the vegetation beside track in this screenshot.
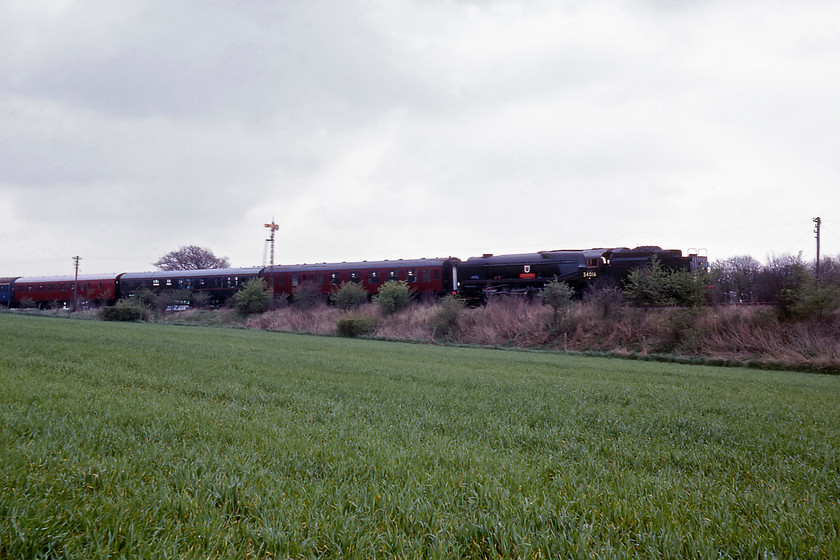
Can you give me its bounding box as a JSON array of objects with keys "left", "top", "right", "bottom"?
[{"left": 2, "top": 314, "right": 838, "bottom": 558}]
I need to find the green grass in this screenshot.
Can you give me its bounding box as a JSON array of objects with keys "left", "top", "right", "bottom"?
[{"left": 0, "top": 314, "right": 838, "bottom": 559}]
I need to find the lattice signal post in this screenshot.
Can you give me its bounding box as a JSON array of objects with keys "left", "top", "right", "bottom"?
[{"left": 264, "top": 219, "right": 280, "bottom": 267}]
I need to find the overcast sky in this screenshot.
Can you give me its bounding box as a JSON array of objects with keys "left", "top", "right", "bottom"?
[{"left": 2, "top": 0, "right": 838, "bottom": 277}]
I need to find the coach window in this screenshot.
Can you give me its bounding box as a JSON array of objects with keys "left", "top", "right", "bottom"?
[
  {"left": 406, "top": 270, "right": 417, "bottom": 283},
  {"left": 350, "top": 272, "right": 361, "bottom": 283},
  {"left": 152, "top": 279, "right": 160, "bottom": 287},
  {"left": 423, "top": 269, "right": 431, "bottom": 283},
  {"left": 292, "top": 273, "right": 299, "bottom": 287},
  {"left": 388, "top": 270, "right": 399, "bottom": 281},
  {"left": 368, "top": 271, "right": 380, "bottom": 284},
  {"left": 330, "top": 272, "right": 341, "bottom": 286},
  {"left": 166, "top": 279, "right": 173, "bottom": 287}
]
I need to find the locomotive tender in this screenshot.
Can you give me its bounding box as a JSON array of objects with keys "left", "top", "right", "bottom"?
[{"left": 1, "top": 246, "right": 706, "bottom": 309}]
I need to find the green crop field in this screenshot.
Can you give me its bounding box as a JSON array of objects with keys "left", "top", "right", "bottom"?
[{"left": 1, "top": 314, "right": 838, "bottom": 559}]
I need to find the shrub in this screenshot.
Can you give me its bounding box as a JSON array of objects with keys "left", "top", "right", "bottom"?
[
  {"left": 331, "top": 282, "right": 369, "bottom": 310},
  {"left": 373, "top": 281, "right": 414, "bottom": 315},
  {"left": 154, "top": 289, "right": 191, "bottom": 312},
  {"left": 540, "top": 280, "right": 574, "bottom": 328},
  {"left": 17, "top": 298, "right": 37, "bottom": 310},
  {"left": 584, "top": 286, "right": 625, "bottom": 319},
  {"left": 429, "top": 295, "right": 464, "bottom": 339},
  {"left": 130, "top": 289, "right": 158, "bottom": 309},
  {"left": 234, "top": 279, "right": 270, "bottom": 315},
  {"left": 101, "top": 300, "right": 150, "bottom": 322},
  {"left": 292, "top": 283, "right": 324, "bottom": 310},
  {"left": 130, "top": 289, "right": 191, "bottom": 311},
  {"left": 624, "top": 256, "right": 707, "bottom": 307},
  {"left": 336, "top": 314, "right": 379, "bottom": 337},
  {"left": 190, "top": 291, "right": 210, "bottom": 309}
]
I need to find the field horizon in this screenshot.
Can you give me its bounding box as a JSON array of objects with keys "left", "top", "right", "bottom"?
[{"left": 1, "top": 314, "right": 838, "bottom": 558}]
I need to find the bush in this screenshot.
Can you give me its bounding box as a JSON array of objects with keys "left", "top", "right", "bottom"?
[
  {"left": 373, "top": 281, "right": 414, "bottom": 315},
  {"left": 17, "top": 298, "right": 37, "bottom": 310},
  {"left": 130, "top": 289, "right": 191, "bottom": 311},
  {"left": 336, "top": 314, "right": 379, "bottom": 337},
  {"left": 190, "top": 291, "right": 210, "bottom": 309},
  {"left": 624, "top": 256, "right": 707, "bottom": 307},
  {"left": 540, "top": 280, "right": 574, "bottom": 328},
  {"left": 292, "top": 283, "right": 324, "bottom": 310},
  {"left": 234, "top": 279, "right": 270, "bottom": 315},
  {"left": 331, "top": 282, "right": 369, "bottom": 310},
  {"left": 430, "top": 295, "right": 464, "bottom": 339},
  {"left": 584, "top": 286, "right": 625, "bottom": 319},
  {"left": 101, "top": 300, "right": 150, "bottom": 322}
]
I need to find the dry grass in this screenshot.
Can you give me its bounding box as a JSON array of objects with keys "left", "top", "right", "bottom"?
[
  {"left": 457, "top": 298, "right": 554, "bottom": 347},
  {"left": 233, "top": 298, "right": 840, "bottom": 372},
  {"left": 247, "top": 304, "right": 342, "bottom": 335}
]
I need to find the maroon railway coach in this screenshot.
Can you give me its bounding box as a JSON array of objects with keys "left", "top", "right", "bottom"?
[
  {"left": 263, "top": 257, "right": 460, "bottom": 300},
  {"left": 11, "top": 274, "right": 120, "bottom": 309}
]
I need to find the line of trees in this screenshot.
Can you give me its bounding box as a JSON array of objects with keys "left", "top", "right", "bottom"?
[{"left": 619, "top": 253, "right": 840, "bottom": 320}]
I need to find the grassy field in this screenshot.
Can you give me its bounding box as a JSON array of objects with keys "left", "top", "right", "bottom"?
[{"left": 1, "top": 314, "right": 838, "bottom": 559}]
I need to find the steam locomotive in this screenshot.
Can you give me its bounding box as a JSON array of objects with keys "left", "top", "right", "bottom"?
[{"left": 1, "top": 246, "right": 707, "bottom": 309}]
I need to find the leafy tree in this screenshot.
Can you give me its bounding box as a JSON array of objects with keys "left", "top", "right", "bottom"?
[
  {"left": 234, "top": 279, "right": 269, "bottom": 314},
  {"left": 154, "top": 246, "right": 230, "bottom": 271},
  {"left": 624, "top": 256, "right": 673, "bottom": 306},
  {"left": 331, "top": 282, "right": 368, "bottom": 311},
  {"left": 540, "top": 280, "right": 574, "bottom": 327},
  {"left": 667, "top": 269, "right": 708, "bottom": 307},
  {"left": 373, "top": 280, "right": 414, "bottom": 315},
  {"left": 624, "top": 256, "right": 706, "bottom": 307},
  {"left": 789, "top": 256, "right": 840, "bottom": 319},
  {"left": 754, "top": 254, "right": 808, "bottom": 318}
]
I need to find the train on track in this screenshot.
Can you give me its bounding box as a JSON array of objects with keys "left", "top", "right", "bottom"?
[{"left": 1, "top": 246, "right": 707, "bottom": 309}]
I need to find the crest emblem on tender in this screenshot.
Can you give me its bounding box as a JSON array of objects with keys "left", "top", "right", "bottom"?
[{"left": 524, "top": 265, "right": 531, "bottom": 273}]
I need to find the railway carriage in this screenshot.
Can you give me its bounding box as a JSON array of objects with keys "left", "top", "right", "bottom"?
[
  {"left": 11, "top": 274, "right": 120, "bottom": 309},
  {"left": 0, "top": 277, "right": 19, "bottom": 307},
  {"left": 118, "top": 267, "right": 264, "bottom": 307},
  {"left": 264, "top": 258, "right": 460, "bottom": 300}
]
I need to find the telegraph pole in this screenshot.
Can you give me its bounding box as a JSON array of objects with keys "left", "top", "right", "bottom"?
[
  {"left": 813, "top": 217, "right": 822, "bottom": 278},
  {"left": 72, "top": 256, "right": 81, "bottom": 312}
]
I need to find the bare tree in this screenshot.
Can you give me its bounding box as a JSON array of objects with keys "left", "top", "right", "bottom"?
[
  {"left": 711, "top": 255, "right": 761, "bottom": 304},
  {"left": 154, "top": 246, "right": 230, "bottom": 271}
]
